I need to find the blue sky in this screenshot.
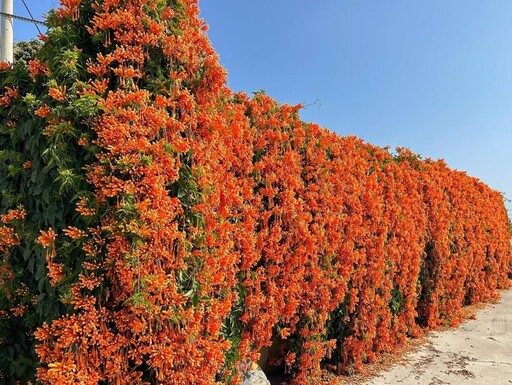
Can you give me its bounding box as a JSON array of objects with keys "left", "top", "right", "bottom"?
[{"left": 11, "top": 1, "right": 512, "bottom": 212}]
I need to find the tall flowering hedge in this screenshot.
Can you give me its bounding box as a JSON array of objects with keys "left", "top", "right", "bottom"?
[{"left": 0, "top": 1, "right": 510, "bottom": 384}]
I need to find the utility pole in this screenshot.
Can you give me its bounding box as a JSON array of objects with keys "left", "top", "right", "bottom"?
[{"left": 0, "top": 0, "right": 14, "bottom": 63}]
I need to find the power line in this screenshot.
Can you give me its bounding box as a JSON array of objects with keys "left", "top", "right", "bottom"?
[
  {"left": 0, "top": 11, "right": 46, "bottom": 26},
  {"left": 19, "top": 0, "right": 42, "bottom": 34}
]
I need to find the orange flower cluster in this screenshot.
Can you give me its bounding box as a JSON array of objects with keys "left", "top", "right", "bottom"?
[
  {"left": 0, "top": 207, "right": 26, "bottom": 224},
  {"left": 0, "top": 208, "right": 26, "bottom": 320},
  {"left": 35, "top": 1, "right": 235, "bottom": 384},
  {"left": 0, "top": 208, "right": 26, "bottom": 254},
  {"left": 26, "top": 0, "right": 510, "bottom": 384},
  {"left": 47, "top": 85, "right": 67, "bottom": 102},
  {"left": 0, "top": 86, "right": 19, "bottom": 107},
  {"left": 0, "top": 62, "right": 11, "bottom": 72},
  {"left": 27, "top": 58, "right": 50, "bottom": 81}
]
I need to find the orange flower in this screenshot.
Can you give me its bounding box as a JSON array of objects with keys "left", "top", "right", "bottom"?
[
  {"left": 5, "top": 87, "right": 18, "bottom": 98},
  {"left": 77, "top": 137, "right": 89, "bottom": 146},
  {"left": 10, "top": 304, "right": 27, "bottom": 317},
  {"left": 27, "top": 59, "right": 49, "bottom": 80},
  {"left": 76, "top": 196, "right": 96, "bottom": 216},
  {"left": 48, "top": 263, "right": 64, "bottom": 286},
  {"left": 63, "top": 226, "right": 86, "bottom": 240},
  {"left": 0, "top": 226, "right": 19, "bottom": 250},
  {"left": 0, "top": 61, "right": 11, "bottom": 71},
  {"left": 162, "top": 7, "right": 175, "bottom": 20},
  {"left": 37, "top": 228, "right": 56, "bottom": 249},
  {"left": 58, "top": 0, "right": 82, "bottom": 20},
  {"left": 1, "top": 208, "right": 26, "bottom": 223},
  {"left": 48, "top": 85, "right": 67, "bottom": 102},
  {"left": 34, "top": 104, "right": 51, "bottom": 118}
]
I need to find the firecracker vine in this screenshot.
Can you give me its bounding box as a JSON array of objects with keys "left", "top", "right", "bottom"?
[{"left": 0, "top": 1, "right": 510, "bottom": 384}]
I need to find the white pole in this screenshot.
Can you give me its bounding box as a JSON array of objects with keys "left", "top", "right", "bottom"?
[{"left": 1, "top": 0, "right": 14, "bottom": 63}]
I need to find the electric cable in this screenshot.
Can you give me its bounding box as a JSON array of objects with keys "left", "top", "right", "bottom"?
[{"left": 19, "top": 0, "right": 42, "bottom": 34}]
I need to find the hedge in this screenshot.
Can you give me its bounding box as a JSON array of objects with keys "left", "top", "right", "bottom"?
[{"left": 0, "top": 1, "right": 510, "bottom": 384}]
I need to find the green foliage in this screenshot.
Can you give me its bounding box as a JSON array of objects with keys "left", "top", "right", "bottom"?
[{"left": 0, "top": 12, "right": 102, "bottom": 381}]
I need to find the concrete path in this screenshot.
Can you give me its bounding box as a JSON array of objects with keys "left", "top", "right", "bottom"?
[{"left": 365, "top": 290, "right": 512, "bottom": 385}]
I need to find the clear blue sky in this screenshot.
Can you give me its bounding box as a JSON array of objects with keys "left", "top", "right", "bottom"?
[{"left": 11, "top": 1, "right": 512, "bottom": 212}]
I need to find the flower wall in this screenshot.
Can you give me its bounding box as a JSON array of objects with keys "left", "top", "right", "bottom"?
[{"left": 0, "top": 0, "right": 510, "bottom": 384}]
